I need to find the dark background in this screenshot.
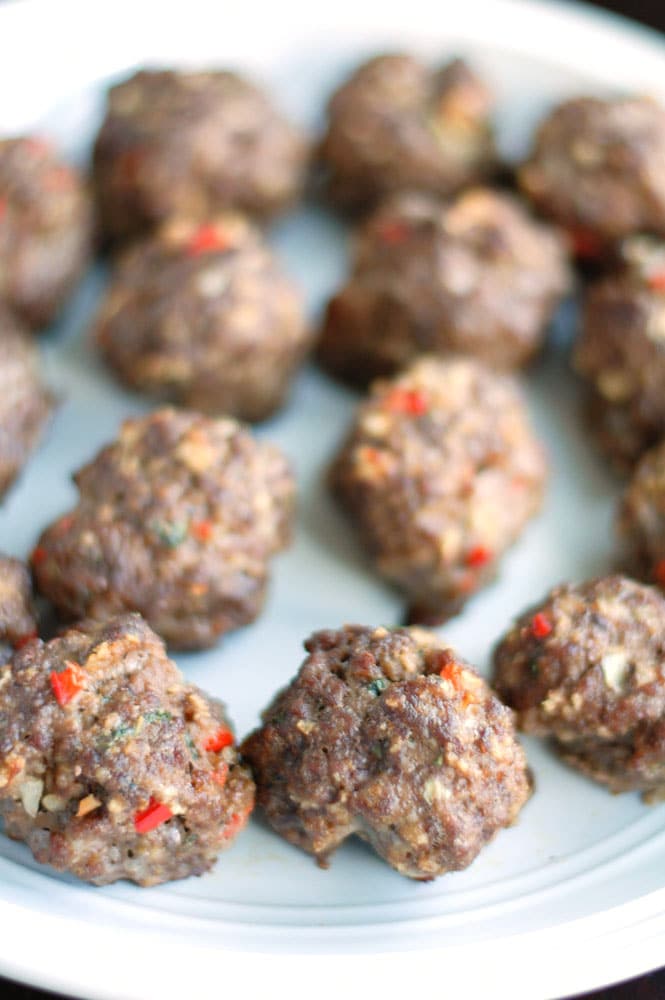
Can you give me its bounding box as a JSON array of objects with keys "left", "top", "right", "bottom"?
[{"left": 3, "top": 2, "right": 665, "bottom": 998}]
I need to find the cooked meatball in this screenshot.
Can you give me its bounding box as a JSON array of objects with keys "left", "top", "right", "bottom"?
[
  {"left": 0, "top": 309, "right": 52, "bottom": 497},
  {"left": 31, "top": 408, "right": 294, "bottom": 650},
  {"left": 330, "top": 358, "right": 546, "bottom": 625},
  {"left": 617, "top": 439, "right": 665, "bottom": 589},
  {"left": 519, "top": 97, "right": 665, "bottom": 258},
  {"left": 93, "top": 69, "right": 308, "bottom": 245},
  {"left": 574, "top": 237, "right": 665, "bottom": 471},
  {"left": 320, "top": 55, "right": 496, "bottom": 212},
  {"left": 0, "top": 613, "right": 254, "bottom": 885},
  {"left": 0, "top": 556, "right": 37, "bottom": 660},
  {"left": 318, "top": 189, "right": 571, "bottom": 386},
  {"left": 92, "top": 215, "right": 308, "bottom": 421},
  {"left": 493, "top": 575, "right": 665, "bottom": 799},
  {"left": 242, "top": 624, "right": 530, "bottom": 879},
  {"left": 0, "top": 137, "right": 91, "bottom": 328}
]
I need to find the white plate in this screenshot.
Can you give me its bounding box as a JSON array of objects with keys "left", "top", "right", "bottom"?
[{"left": 1, "top": 1, "right": 665, "bottom": 997}]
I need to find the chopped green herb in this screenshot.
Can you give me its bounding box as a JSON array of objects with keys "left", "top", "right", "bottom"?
[
  {"left": 371, "top": 741, "right": 384, "bottom": 759},
  {"left": 434, "top": 754, "right": 443, "bottom": 766},
  {"left": 185, "top": 732, "right": 200, "bottom": 759},
  {"left": 367, "top": 677, "right": 389, "bottom": 696},
  {"left": 529, "top": 659, "right": 540, "bottom": 677},
  {"left": 98, "top": 723, "right": 135, "bottom": 750},
  {"left": 144, "top": 710, "right": 173, "bottom": 725},
  {"left": 151, "top": 520, "right": 188, "bottom": 548}
]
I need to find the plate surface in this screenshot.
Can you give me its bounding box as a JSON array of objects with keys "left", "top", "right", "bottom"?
[{"left": 1, "top": 1, "right": 665, "bottom": 997}]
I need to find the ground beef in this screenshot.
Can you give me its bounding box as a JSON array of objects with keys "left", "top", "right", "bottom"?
[
  {"left": 0, "top": 613, "right": 254, "bottom": 886},
  {"left": 574, "top": 237, "right": 665, "bottom": 471},
  {"left": 319, "top": 54, "right": 496, "bottom": 212},
  {"left": 518, "top": 97, "right": 665, "bottom": 259},
  {"left": 92, "top": 214, "right": 308, "bottom": 421},
  {"left": 0, "top": 137, "right": 92, "bottom": 328},
  {"left": 241, "top": 624, "right": 530, "bottom": 879},
  {"left": 93, "top": 69, "right": 308, "bottom": 246},
  {"left": 31, "top": 408, "right": 294, "bottom": 650},
  {"left": 0, "top": 309, "right": 52, "bottom": 497},
  {"left": 330, "top": 357, "right": 546, "bottom": 625},
  {"left": 0, "top": 556, "right": 37, "bottom": 660},
  {"left": 492, "top": 575, "right": 665, "bottom": 799},
  {"left": 617, "top": 439, "right": 665, "bottom": 590},
  {"left": 317, "top": 189, "right": 571, "bottom": 386}
]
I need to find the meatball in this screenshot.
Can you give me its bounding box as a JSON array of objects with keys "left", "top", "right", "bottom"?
[
  {"left": 242, "top": 625, "right": 530, "bottom": 879},
  {"left": 93, "top": 69, "right": 308, "bottom": 245},
  {"left": 519, "top": 97, "right": 665, "bottom": 258},
  {"left": 493, "top": 575, "right": 665, "bottom": 799},
  {"left": 92, "top": 215, "right": 308, "bottom": 421},
  {"left": 0, "top": 613, "right": 254, "bottom": 885},
  {"left": 318, "top": 189, "right": 571, "bottom": 386},
  {"left": 31, "top": 408, "right": 294, "bottom": 650},
  {"left": 320, "top": 55, "right": 496, "bottom": 211},
  {"left": 0, "top": 556, "right": 37, "bottom": 660},
  {"left": 617, "top": 438, "right": 665, "bottom": 589},
  {"left": 574, "top": 237, "right": 665, "bottom": 471},
  {"left": 330, "top": 358, "right": 546, "bottom": 624},
  {"left": 0, "top": 309, "right": 52, "bottom": 497},
  {"left": 0, "top": 137, "right": 91, "bottom": 328}
]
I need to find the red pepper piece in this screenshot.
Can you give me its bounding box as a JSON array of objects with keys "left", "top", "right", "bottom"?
[
  {"left": 190, "top": 520, "right": 214, "bottom": 542},
  {"left": 654, "top": 559, "right": 665, "bottom": 587},
  {"left": 384, "top": 388, "right": 428, "bottom": 416},
  {"left": 222, "top": 806, "right": 252, "bottom": 839},
  {"left": 648, "top": 270, "right": 665, "bottom": 292},
  {"left": 50, "top": 662, "right": 85, "bottom": 706},
  {"left": 31, "top": 545, "right": 48, "bottom": 567},
  {"left": 465, "top": 545, "right": 492, "bottom": 568},
  {"left": 14, "top": 631, "right": 38, "bottom": 650},
  {"left": 376, "top": 219, "right": 411, "bottom": 246},
  {"left": 568, "top": 226, "right": 603, "bottom": 260},
  {"left": 186, "top": 224, "right": 230, "bottom": 257},
  {"left": 211, "top": 763, "right": 229, "bottom": 788},
  {"left": 204, "top": 727, "right": 234, "bottom": 753},
  {"left": 439, "top": 660, "right": 465, "bottom": 689},
  {"left": 134, "top": 798, "right": 173, "bottom": 834},
  {"left": 531, "top": 612, "right": 553, "bottom": 639}
]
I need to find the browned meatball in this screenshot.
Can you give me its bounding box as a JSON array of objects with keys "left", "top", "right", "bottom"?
[
  {"left": 574, "top": 237, "right": 665, "bottom": 471},
  {"left": 617, "top": 439, "right": 665, "bottom": 589},
  {"left": 0, "top": 556, "right": 37, "bottom": 659},
  {"left": 93, "top": 69, "right": 308, "bottom": 245},
  {"left": 519, "top": 97, "right": 665, "bottom": 259},
  {"left": 242, "top": 625, "right": 530, "bottom": 879},
  {"left": 0, "top": 309, "right": 52, "bottom": 497},
  {"left": 330, "top": 358, "right": 546, "bottom": 625},
  {"left": 92, "top": 215, "right": 308, "bottom": 421},
  {"left": 31, "top": 408, "right": 294, "bottom": 650},
  {"left": 0, "top": 613, "right": 254, "bottom": 886},
  {"left": 320, "top": 55, "right": 496, "bottom": 212},
  {"left": 318, "top": 189, "right": 571, "bottom": 386},
  {"left": 493, "top": 575, "right": 665, "bottom": 799},
  {"left": 0, "top": 137, "right": 91, "bottom": 328}
]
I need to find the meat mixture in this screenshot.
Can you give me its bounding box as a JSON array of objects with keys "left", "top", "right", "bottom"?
[
  {"left": 241, "top": 624, "right": 530, "bottom": 879},
  {"left": 574, "top": 237, "right": 665, "bottom": 471},
  {"left": 493, "top": 575, "right": 665, "bottom": 799},
  {"left": 0, "top": 136, "right": 92, "bottom": 328},
  {"left": 320, "top": 55, "right": 496, "bottom": 212},
  {"left": 617, "top": 438, "right": 665, "bottom": 589},
  {"left": 330, "top": 357, "right": 547, "bottom": 624},
  {"left": 93, "top": 215, "right": 308, "bottom": 422},
  {"left": 0, "top": 556, "right": 38, "bottom": 660},
  {"left": 93, "top": 69, "right": 308, "bottom": 245},
  {"left": 317, "top": 189, "right": 571, "bottom": 386},
  {"left": 0, "top": 613, "right": 254, "bottom": 885},
  {"left": 0, "top": 308, "right": 52, "bottom": 497},
  {"left": 31, "top": 408, "right": 295, "bottom": 650},
  {"left": 519, "top": 96, "right": 665, "bottom": 259}
]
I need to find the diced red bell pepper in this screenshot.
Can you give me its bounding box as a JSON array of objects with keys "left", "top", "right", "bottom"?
[
  {"left": 134, "top": 797, "right": 173, "bottom": 834},
  {"left": 384, "top": 388, "right": 428, "bottom": 416},
  {"left": 186, "top": 224, "right": 230, "bottom": 256},
  {"left": 50, "top": 662, "right": 85, "bottom": 706},
  {"left": 204, "top": 727, "right": 234, "bottom": 753},
  {"left": 190, "top": 520, "right": 214, "bottom": 542},
  {"left": 465, "top": 545, "right": 492, "bottom": 568},
  {"left": 530, "top": 612, "right": 553, "bottom": 639}
]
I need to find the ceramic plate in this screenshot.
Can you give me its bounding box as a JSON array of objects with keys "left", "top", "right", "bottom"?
[{"left": 1, "top": 1, "right": 665, "bottom": 997}]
